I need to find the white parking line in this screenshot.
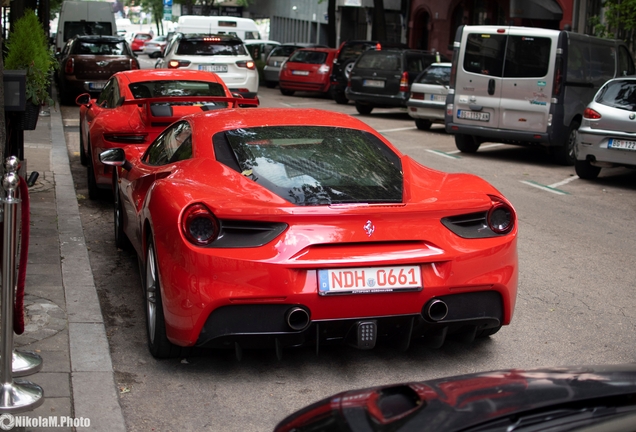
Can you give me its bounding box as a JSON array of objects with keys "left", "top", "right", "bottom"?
[
  {"left": 426, "top": 149, "right": 461, "bottom": 159},
  {"left": 446, "top": 143, "right": 504, "bottom": 154},
  {"left": 520, "top": 180, "right": 569, "bottom": 195},
  {"left": 549, "top": 175, "right": 579, "bottom": 188},
  {"left": 378, "top": 126, "right": 418, "bottom": 133}
]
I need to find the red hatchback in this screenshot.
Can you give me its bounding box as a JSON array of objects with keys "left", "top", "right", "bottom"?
[{"left": 278, "top": 47, "right": 337, "bottom": 96}]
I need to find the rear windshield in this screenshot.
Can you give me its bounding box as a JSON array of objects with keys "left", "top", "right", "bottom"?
[
  {"left": 416, "top": 65, "right": 451, "bottom": 85},
  {"left": 463, "top": 34, "right": 551, "bottom": 78},
  {"left": 288, "top": 50, "right": 328, "bottom": 64},
  {"left": 64, "top": 22, "right": 113, "bottom": 41},
  {"left": 338, "top": 42, "right": 376, "bottom": 62},
  {"left": 595, "top": 80, "right": 636, "bottom": 110},
  {"left": 269, "top": 45, "right": 300, "bottom": 58},
  {"left": 176, "top": 39, "right": 247, "bottom": 56},
  {"left": 356, "top": 51, "right": 402, "bottom": 71},
  {"left": 72, "top": 40, "right": 127, "bottom": 55},
  {"left": 129, "top": 81, "right": 227, "bottom": 98},
  {"left": 215, "top": 126, "right": 403, "bottom": 206}
]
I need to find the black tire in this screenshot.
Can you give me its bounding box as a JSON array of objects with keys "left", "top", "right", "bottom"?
[
  {"left": 333, "top": 90, "right": 348, "bottom": 105},
  {"left": 552, "top": 121, "right": 580, "bottom": 166},
  {"left": 575, "top": 158, "right": 601, "bottom": 180},
  {"left": 280, "top": 88, "right": 295, "bottom": 96},
  {"left": 144, "top": 235, "right": 184, "bottom": 358},
  {"left": 79, "top": 122, "right": 88, "bottom": 166},
  {"left": 355, "top": 102, "right": 373, "bottom": 115},
  {"left": 86, "top": 139, "right": 100, "bottom": 200},
  {"left": 415, "top": 118, "right": 432, "bottom": 131},
  {"left": 476, "top": 325, "right": 501, "bottom": 338},
  {"left": 265, "top": 80, "right": 277, "bottom": 89},
  {"left": 113, "top": 174, "right": 131, "bottom": 250},
  {"left": 455, "top": 134, "right": 481, "bottom": 153},
  {"left": 59, "top": 82, "right": 75, "bottom": 106}
]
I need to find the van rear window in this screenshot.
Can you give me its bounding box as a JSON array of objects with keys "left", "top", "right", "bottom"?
[
  {"left": 504, "top": 36, "right": 551, "bottom": 78},
  {"left": 463, "top": 34, "right": 551, "bottom": 78},
  {"left": 64, "top": 22, "right": 113, "bottom": 42}
]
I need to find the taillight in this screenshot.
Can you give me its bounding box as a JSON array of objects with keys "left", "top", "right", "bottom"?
[
  {"left": 487, "top": 196, "right": 515, "bottom": 235},
  {"left": 583, "top": 107, "right": 601, "bottom": 119},
  {"left": 552, "top": 56, "right": 563, "bottom": 98},
  {"left": 399, "top": 71, "right": 408, "bottom": 92},
  {"left": 181, "top": 204, "right": 220, "bottom": 246},
  {"left": 411, "top": 92, "right": 424, "bottom": 100},
  {"left": 168, "top": 59, "right": 191, "bottom": 68},
  {"left": 236, "top": 60, "right": 255, "bottom": 70},
  {"left": 65, "top": 58, "right": 74, "bottom": 74},
  {"left": 130, "top": 59, "right": 139, "bottom": 70},
  {"left": 317, "top": 64, "right": 330, "bottom": 74},
  {"left": 103, "top": 133, "right": 147, "bottom": 144}
]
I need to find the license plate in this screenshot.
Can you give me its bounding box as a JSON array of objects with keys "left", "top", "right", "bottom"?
[
  {"left": 199, "top": 65, "right": 228, "bottom": 73},
  {"left": 608, "top": 138, "right": 636, "bottom": 150},
  {"left": 318, "top": 265, "right": 422, "bottom": 296},
  {"left": 363, "top": 79, "right": 385, "bottom": 88},
  {"left": 89, "top": 82, "right": 105, "bottom": 90},
  {"left": 458, "top": 109, "right": 490, "bottom": 121},
  {"left": 292, "top": 70, "right": 309, "bottom": 76},
  {"left": 428, "top": 94, "right": 446, "bottom": 102}
]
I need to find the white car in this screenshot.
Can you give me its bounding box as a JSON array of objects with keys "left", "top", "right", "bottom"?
[
  {"left": 156, "top": 33, "right": 259, "bottom": 97},
  {"left": 406, "top": 62, "right": 451, "bottom": 130}
]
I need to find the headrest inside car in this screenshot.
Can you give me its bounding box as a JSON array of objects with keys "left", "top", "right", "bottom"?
[{"left": 150, "top": 105, "right": 173, "bottom": 117}]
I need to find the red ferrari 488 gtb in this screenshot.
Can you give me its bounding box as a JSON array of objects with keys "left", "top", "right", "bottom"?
[
  {"left": 100, "top": 108, "right": 518, "bottom": 359},
  {"left": 78, "top": 69, "right": 257, "bottom": 199}
]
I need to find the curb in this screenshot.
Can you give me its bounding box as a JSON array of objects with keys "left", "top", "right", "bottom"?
[{"left": 50, "top": 105, "right": 127, "bottom": 431}]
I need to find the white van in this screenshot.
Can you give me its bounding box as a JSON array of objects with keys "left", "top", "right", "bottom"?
[
  {"left": 56, "top": 1, "right": 117, "bottom": 52},
  {"left": 445, "top": 25, "right": 635, "bottom": 164},
  {"left": 174, "top": 16, "right": 261, "bottom": 41}
]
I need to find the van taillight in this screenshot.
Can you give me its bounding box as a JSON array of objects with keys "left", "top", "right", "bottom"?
[
  {"left": 399, "top": 72, "right": 408, "bottom": 92},
  {"left": 65, "top": 58, "right": 74, "bottom": 74},
  {"left": 584, "top": 108, "right": 601, "bottom": 119},
  {"left": 552, "top": 56, "right": 563, "bottom": 98}
]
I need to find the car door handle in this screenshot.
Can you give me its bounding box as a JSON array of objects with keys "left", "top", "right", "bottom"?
[{"left": 488, "top": 78, "right": 495, "bottom": 95}]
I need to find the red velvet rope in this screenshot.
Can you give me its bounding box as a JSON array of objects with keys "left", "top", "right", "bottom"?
[{"left": 14, "top": 176, "right": 29, "bottom": 335}]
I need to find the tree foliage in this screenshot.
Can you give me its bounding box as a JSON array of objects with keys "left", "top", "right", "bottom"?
[{"left": 590, "top": 0, "right": 636, "bottom": 52}]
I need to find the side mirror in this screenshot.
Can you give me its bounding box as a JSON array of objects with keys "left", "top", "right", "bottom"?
[
  {"left": 76, "top": 93, "right": 91, "bottom": 106},
  {"left": 99, "top": 148, "right": 126, "bottom": 167}
]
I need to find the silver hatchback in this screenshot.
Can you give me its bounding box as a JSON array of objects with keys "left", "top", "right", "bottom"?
[
  {"left": 575, "top": 76, "right": 636, "bottom": 179},
  {"left": 407, "top": 62, "right": 451, "bottom": 130}
]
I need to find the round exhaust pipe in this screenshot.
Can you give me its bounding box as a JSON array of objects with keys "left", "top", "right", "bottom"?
[
  {"left": 424, "top": 299, "right": 448, "bottom": 322},
  {"left": 286, "top": 307, "right": 310, "bottom": 331}
]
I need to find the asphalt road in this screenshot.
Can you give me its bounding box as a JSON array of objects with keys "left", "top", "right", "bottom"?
[{"left": 60, "top": 59, "right": 636, "bottom": 431}]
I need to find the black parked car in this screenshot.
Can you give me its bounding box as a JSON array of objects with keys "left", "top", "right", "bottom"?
[
  {"left": 330, "top": 40, "right": 380, "bottom": 104},
  {"left": 345, "top": 48, "right": 448, "bottom": 115},
  {"left": 275, "top": 364, "right": 636, "bottom": 432}
]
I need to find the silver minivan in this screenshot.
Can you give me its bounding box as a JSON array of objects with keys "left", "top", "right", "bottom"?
[{"left": 445, "top": 25, "right": 635, "bottom": 164}]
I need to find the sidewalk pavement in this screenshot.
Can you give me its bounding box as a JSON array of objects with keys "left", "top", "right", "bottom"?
[{"left": 12, "top": 105, "right": 126, "bottom": 431}]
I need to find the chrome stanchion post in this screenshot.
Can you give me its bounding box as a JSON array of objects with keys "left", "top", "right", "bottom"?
[{"left": 0, "top": 157, "right": 43, "bottom": 412}]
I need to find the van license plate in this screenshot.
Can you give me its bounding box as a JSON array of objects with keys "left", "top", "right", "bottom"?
[
  {"left": 199, "top": 65, "right": 228, "bottom": 73},
  {"left": 458, "top": 109, "right": 490, "bottom": 121},
  {"left": 608, "top": 139, "right": 636, "bottom": 151},
  {"left": 318, "top": 265, "right": 422, "bottom": 296},
  {"left": 363, "top": 79, "right": 385, "bottom": 88}
]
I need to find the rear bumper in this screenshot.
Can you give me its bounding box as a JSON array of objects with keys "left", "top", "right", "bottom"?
[
  {"left": 446, "top": 121, "right": 551, "bottom": 146},
  {"left": 345, "top": 89, "right": 408, "bottom": 108},
  {"left": 196, "top": 291, "right": 504, "bottom": 351},
  {"left": 279, "top": 79, "right": 330, "bottom": 93},
  {"left": 576, "top": 128, "right": 636, "bottom": 167}
]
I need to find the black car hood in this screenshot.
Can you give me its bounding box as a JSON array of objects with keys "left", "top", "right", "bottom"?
[{"left": 274, "top": 364, "right": 636, "bottom": 432}]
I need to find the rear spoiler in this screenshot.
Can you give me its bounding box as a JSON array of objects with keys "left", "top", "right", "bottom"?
[{"left": 121, "top": 95, "right": 259, "bottom": 123}]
